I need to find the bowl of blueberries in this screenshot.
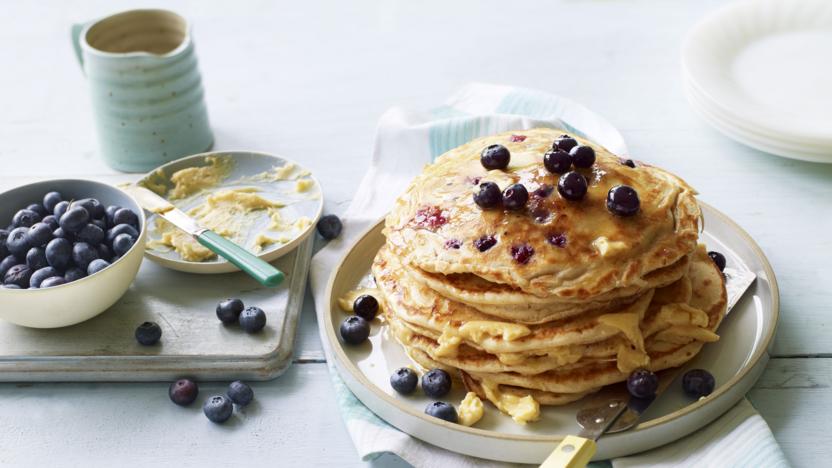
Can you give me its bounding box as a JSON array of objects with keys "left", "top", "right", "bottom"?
[{"left": 0, "top": 179, "right": 146, "bottom": 328}]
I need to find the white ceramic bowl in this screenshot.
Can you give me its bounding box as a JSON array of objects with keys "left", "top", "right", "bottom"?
[{"left": 0, "top": 180, "right": 146, "bottom": 328}]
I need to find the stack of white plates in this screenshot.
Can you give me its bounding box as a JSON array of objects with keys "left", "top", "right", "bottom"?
[{"left": 681, "top": 0, "right": 832, "bottom": 163}]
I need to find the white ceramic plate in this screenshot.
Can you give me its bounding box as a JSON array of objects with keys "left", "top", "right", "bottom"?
[
  {"left": 323, "top": 204, "right": 778, "bottom": 463},
  {"left": 139, "top": 151, "right": 323, "bottom": 274},
  {"left": 684, "top": 79, "right": 832, "bottom": 163},
  {"left": 681, "top": 0, "right": 832, "bottom": 147}
]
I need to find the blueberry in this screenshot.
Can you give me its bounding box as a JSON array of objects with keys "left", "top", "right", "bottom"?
[
  {"left": 26, "top": 203, "right": 47, "bottom": 217},
  {"left": 622, "top": 159, "right": 637, "bottom": 168},
  {"left": 43, "top": 192, "right": 63, "bottom": 213},
  {"left": 45, "top": 238, "right": 72, "bottom": 270},
  {"left": 627, "top": 369, "right": 658, "bottom": 399},
  {"left": 708, "top": 251, "right": 726, "bottom": 272},
  {"left": 340, "top": 315, "right": 370, "bottom": 345},
  {"left": 97, "top": 243, "right": 113, "bottom": 261},
  {"left": 105, "top": 205, "right": 121, "bottom": 227},
  {"left": 0, "top": 255, "right": 19, "bottom": 279},
  {"left": 30, "top": 267, "right": 60, "bottom": 288},
  {"left": 106, "top": 224, "right": 139, "bottom": 245},
  {"left": 41, "top": 215, "right": 59, "bottom": 231},
  {"left": 316, "top": 214, "right": 342, "bottom": 240},
  {"left": 502, "top": 184, "right": 529, "bottom": 211},
  {"left": 91, "top": 218, "right": 107, "bottom": 231},
  {"left": 390, "top": 367, "right": 418, "bottom": 395},
  {"left": 425, "top": 401, "right": 458, "bottom": 423},
  {"left": 353, "top": 294, "right": 379, "bottom": 321},
  {"left": 52, "top": 228, "right": 73, "bottom": 241},
  {"left": 52, "top": 201, "right": 70, "bottom": 221},
  {"left": 12, "top": 209, "right": 41, "bottom": 228},
  {"left": 480, "top": 144, "right": 510, "bottom": 170},
  {"left": 216, "top": 298, "right": 245, "bottom": 324},
  {"left": 26, "top": 247, "right": 48, "bottom": 270},
  {"left": 554, "top": 134, "right": 578, "bottom": 152},
  {"left": 59, "top": 207, "right": 90, "bottom": 233},
  {"left": 421, "top": 369, "right": 452, "bottom": 398},
  {"left": 169, "top": 379, "right": 199, "bottom": 406},
  {"left": 473, "top": 182, "right": 502, "bottom": 209},
  {"left": 227, "top": 381, "right": 254, "bottom": 406},
  {"left": 511, "top": 244, "right": 535, "bottom": 264},
  {"left": 40, "top": 276, "right": 67, "bottom": 288},
  {"left": 682, "top": 369, "right": 715, "bottom": 398},
  {"left": 557, "top": 171, "right": 588, "bottom": 201},
  {"left": 532, "top": 184, "right": 554, "bottom": 198},
  {"left": 570, "top": 145, "right": 596, "bottom": 168},
  {"left": 473, "top": 235, "right": 497, "bottom": 252},
  {"left": 72, "top": 242, "right": 99, "bottom": 271},
  {"left": 0, "top": 230, "right": 8, "bottom": 258},
  {"left": 112, "top": 233, "right": 135, "bottom": 257},
  {"left": 64, "top": 267, "right": 86, "bottom": 283},
  {"left": 135, "top": 321, "right": 162, "bottom": 345},
  {"left": 203, "top": 395, "right": 233, "bottom": 423},
  {"left": 6, "top": 227, "right": 31, "bottom": 258},
  {"left": 543, "top": 149, "right": 572, "bottom": 174},
  {"left": 239, "top": 306, "right": 267, "bottom": 333},
  {"left": 76, "top": 223, "right": 105, "bottom": 245},
  {"left": 3, "top": 264, "right": 32, "bottom": 288},
  {"left": 113, "top": 208, "right": 139, "bottom": 229},
  {"left": 606, "top": 185, "right": 640, "bottom": 217},
  {"left": 71, "top": 198, "right": 105, "bottom": 220},
  {"left": 87, "top": 259, "right": 110, "bottom": 276},
  {"left": 26, "top": 223, "right": 53, "bottom": 248}
]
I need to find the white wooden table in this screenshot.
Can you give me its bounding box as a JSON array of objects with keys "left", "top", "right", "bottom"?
[{"left": 0, "top": 1, "right": 828, "bottom": 466}]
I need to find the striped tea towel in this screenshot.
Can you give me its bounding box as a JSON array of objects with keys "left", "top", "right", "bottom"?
[{"left": 308, "top": 83, "right": 789, "bottom": 468}]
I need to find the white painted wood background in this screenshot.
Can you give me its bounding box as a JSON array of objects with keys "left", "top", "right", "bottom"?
[{"left": 0, "top": 0, "right": 829, "bottom": 466}]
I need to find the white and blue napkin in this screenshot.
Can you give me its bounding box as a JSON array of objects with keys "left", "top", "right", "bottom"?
[{"left": 309, "top": 83, "right": 789, "bottom": 468}]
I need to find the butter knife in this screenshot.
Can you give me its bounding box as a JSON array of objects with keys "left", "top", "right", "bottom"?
[
  {"left": 541, "top": 267, "right": 756, "bottom": 468},
  {"left": 123, "top": 185, "right": 285, "bottom": 287}
]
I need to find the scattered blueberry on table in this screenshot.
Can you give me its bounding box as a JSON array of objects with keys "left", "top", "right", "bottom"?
[
  {"left": 421, "top": 368, "right": 452, "bottom": 398},
  {"left": 352, "top": 294, "right": 379, "bottom": 321},
  {"left": 682, "top": 369, "right": 715, "bottom": 398},
  {"left": 390, "top": 367, "right": 419, "bottom": 395},
  {"left": 316, "top": 214, "right": 343, "bottom": 240},
  {"left": 135, "top": 321, "right": 162, "bottom": 346},
  {"left": 169, "top": 379, "right": 199, "bottom": 406},
  {"left": 227, "top": 380, "right": 254, "bottom": 406},
  {"left": 340, "top": 315, "right": 370, "bottom": 345},
  {"left": 216, "top": 298, "right": 245, "bottom": 324},
  {"left": 203, "top": 395, "right": 234, "bottom": 423},
  {"left": 627, "top": 369, "right": 659, "bottom": 399},
  {"left": 425, "top": 401, "right": 458, "bottom": 423},
  {"left": 239, "top": 306, "right": 267, "bottom": 333},
  {"left": 1, "top": 192, "right": 140, "bottom": 290}
]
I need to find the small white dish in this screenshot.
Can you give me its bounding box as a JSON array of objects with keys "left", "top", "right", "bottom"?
[
  {"left": 323, "top": 204, "right": 778, "bottom": 463},
  {"left": 138, "top": 151, "right": 323, "bottom": 274},
  {"left": 682, "top": 0, "right": 832, "bottom": 157}
]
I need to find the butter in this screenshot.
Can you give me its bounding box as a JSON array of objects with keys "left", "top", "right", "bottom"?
[
  {"left": 598, "top": 311, "right": 644, "bottom": 351},
  {"left": 653, "top": 326, "right": 719, "bottom": 344},
  {"left": 248, "top": 163, "right": 312, "bottom": 182},
  {"left": 168, "top": 156, "right": 233, "bottom": 200},
  {"left": 434, "top": 327, "right": 463, "bottom": 358},
  {"left": 592, "top": 236, "right": 629, "bottom": 257},
  {"left": 253, "top": 234, "right": 282, "bottom": 252},
  {"left": 457, "top": 320, "right": 531, "bottom": 342},
  {"left": 293, "top": 216, "right": 312, "bottom": 230},
  {"left": 458, "top": 392, "right": 484, "bottom": 427},
  {"left": 481, "top": 381, "right": 540, "bottom": 425},
  {"left": 338, "top": 288, "right": 383, "bottom": 314},
  {"left": 616, "top": 344, "right": 650, "bottom": 373},
  {"left": 295, "top": 179, "right": 315, "bottom": 192}
]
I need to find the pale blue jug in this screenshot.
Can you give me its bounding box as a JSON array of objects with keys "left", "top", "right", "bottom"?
[{"left": 72, "top": 9, "right": 213, "bottom": 172}]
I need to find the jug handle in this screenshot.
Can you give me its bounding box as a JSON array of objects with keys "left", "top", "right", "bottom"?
[{"left": 70, "top": 23, "right": 86, "bottom": 70}]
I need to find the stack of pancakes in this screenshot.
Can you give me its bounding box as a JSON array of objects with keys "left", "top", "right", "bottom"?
[{"left": 372, "top": 128, "right": 727, "bottom": 423}]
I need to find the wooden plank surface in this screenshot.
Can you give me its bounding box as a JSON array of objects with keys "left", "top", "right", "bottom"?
[{"left": 0, "top": 0, "right": 828, "bottom": 466}]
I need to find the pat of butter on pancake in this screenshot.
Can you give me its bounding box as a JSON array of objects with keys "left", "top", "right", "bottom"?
[
  {"left": 458, "top": 392, "right": 485, "bottom": 427},
  {"left": 458, "top": 320, "right": 531, "bottom": 342},
  {"left": 481, "top": 381, "right": 540, "bottom": 425}
]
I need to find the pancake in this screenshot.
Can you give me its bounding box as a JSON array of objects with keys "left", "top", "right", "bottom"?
[{"left": 384, "top": 128, "right": 701, "bottom": 298}]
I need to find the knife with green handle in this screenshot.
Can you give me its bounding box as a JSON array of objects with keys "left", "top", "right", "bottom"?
[{"left": 123, "top": 184, "right": 285, "bottom": 287}]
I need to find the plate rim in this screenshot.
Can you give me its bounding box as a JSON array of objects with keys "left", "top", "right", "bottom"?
[
  {"left": 323, "top": 202, "right": 779, "bottom": 443},
  {"left": 137, "top": 150, "right": 324, "bottom": 273}
]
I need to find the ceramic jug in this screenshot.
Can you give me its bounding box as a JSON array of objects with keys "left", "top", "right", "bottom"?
[{"left": 72, "top": 9, "right": 213, "bottom": 172}]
